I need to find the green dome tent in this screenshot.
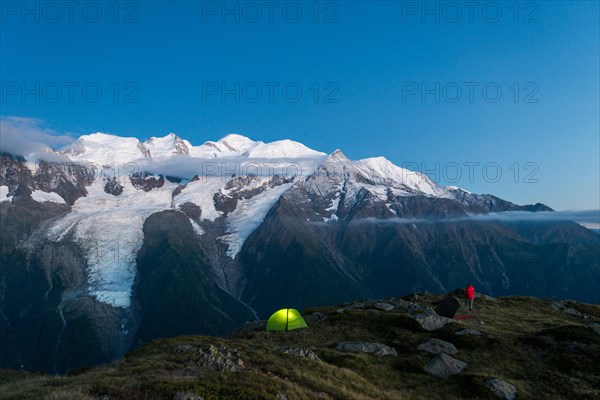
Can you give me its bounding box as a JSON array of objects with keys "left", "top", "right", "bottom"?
[{"left": 266, "top": 308, "right": 308, "bottom": 331}]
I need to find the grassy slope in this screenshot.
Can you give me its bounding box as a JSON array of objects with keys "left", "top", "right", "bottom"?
[{"left": 1, "top": 294, "right": 599, "bottom": 400}]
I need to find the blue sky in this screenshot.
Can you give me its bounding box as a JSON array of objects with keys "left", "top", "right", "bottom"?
[{"left": 1, "top": 1, "right": 598, "bottom": 211}]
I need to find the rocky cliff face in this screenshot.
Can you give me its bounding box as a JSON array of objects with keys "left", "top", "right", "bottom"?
[{"left": 238, "top": 189, "right": 599, "bottom": 317}]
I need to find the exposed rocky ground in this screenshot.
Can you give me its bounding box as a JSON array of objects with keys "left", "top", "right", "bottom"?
[{"left": 1, "top": 292, "right": 599, "bottom": 400}]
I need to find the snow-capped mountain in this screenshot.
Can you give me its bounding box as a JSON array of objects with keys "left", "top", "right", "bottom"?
[
  {"left": 35, "top": 132, "right": 541, "bottom": 307},
  {"left": 143, "top": 133, "right": 191, "bottom": 157},
  {"left": 62, "top": 132, "right": 151, "bottom": 164},
  {"left": 189, "top": 134, "right": 259, "bottom": 158},
  {"left": 60, "top": 132, "right": 326, "bottom": 165},
  {"left": 1, "top": 132, "right": 598, "bottom": 374}
]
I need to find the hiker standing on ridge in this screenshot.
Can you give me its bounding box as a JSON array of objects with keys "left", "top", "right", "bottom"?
[{"left": 465, "top": 284, "right": 475, "bottom": 311}]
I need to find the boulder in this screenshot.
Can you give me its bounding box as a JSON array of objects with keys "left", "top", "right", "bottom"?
[
  {"left": 174, "top": 345, "right": 246, "bottom": 372},
  {"left": 374, "top": 302, "right": 395, "bottom": 311},
  {"left": 276, "top": 391, "right": 288, "bottom": 400},
  {"left": 551, "top": 300, "right": 581, "bottom": 317},
  {"left": 589, "top": 322, "right": 600, "bottom": 335},
  {"left": 173, "top": 393, "right": 204, "bottom": 400},
  {"left": 412, "top": 314, "right": 455, "bottom": 331},
  {"left": 276, "top": 347, "right": 320, "bottom": 361},
  {"left": 484, "top": 378, "right": 517, "bottom": 400},
  {"left": 336, "top": 342, "right": 397, "bottom": 357},
  {"left": 424, "top": 353, "right": 467, "bottom": 378},
  {"left": 390, "top": 299, "right": 437, "bottom": 316},
  {"left": 200, "top": 345, "right": 246, "bottom": 372},
  {"left": 417, "top": 338, "right": 458, "bottom": 355},
  {"left": 410, "top": 304, "right": 437, "bottom": 315},
  {"left": 346, "top": 302, "right": 367, "bottom": 310},
  {"left": 304, "top": 312, "right": 328, "bottom": 323},
  {"left": 455, "top": 329, "right": 483, "bottom": 336},
  {"left": 387, "top": 298, "right": 412, "bottom": 309}
]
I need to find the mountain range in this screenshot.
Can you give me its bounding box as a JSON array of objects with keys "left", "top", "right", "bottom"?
[{"left": 1, "top": 132, "right": 599, "bottom": 373}]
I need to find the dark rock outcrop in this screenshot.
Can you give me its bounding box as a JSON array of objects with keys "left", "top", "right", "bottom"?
[
  {"left": 130, "top": 172, "right": 164, "bottom": 192},
  {"left": 104, "top": 177, "right": 123, "bottom": 196}
]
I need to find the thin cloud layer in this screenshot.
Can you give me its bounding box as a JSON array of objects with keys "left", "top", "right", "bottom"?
[
  {"left": 136, "top": 156, "right": 326, "bottom": 180},
  {"left": 348, "top": 210, "right": 600, "bottom": 229},
  {"left": 0, "top": 116, "right": 74, "bottom": 160}
]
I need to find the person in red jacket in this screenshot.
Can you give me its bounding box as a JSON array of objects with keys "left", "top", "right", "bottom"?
[{"left": 465, "top": 284, "right": 475, "bottom": 311}]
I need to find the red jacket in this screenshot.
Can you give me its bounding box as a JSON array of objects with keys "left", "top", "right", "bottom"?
[{"left": 465, "top": 285, "right": 475, "bottom": 299}]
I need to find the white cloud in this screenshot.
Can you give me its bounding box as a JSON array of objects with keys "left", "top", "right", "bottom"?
[
  {"left": 0, "top": 116, "right": 75, "bottom": 159},
  {"left": 136, "top": 156, "right": 324, "bottom": 181},
  {"left": 347, "top": 210, "right": 600, "bottom": 229}
]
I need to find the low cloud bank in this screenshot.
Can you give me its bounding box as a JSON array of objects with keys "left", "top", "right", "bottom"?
[
  {"left": 136, "top": 156, "right": 327, "bottom": 180},
  {"left": 0, "top": 116, "right": 74, "bottom": 161},
  {"left": 350, "top": 210, "right": 600, "bottom": 228}
]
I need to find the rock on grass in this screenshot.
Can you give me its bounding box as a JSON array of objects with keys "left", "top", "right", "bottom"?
[
  {"left": 424, "top": 353, "right": 467, "bottom": 378},
  {"left": 412, "top": 314, "right": 455, "bottom": 331},
  {"left": 484, "top": 378, "right": 517, "bottom": 400},
  {"left": 374, "top": 302, "right": 395, "bottom": 311},
  {"left": 336, "top": 342, "right": 397, "bottom": 356},
  {"left": 304, "top": 312, "right": 328, "bottom": 323},
  {"left": 173, "top": 344, "right": 246, "bottom": 372},
  {"left": 417, "top": 338, "right": 458, "bottom": 355},
  {"left": 455, "top": 329, "right": 483, "bottom": 336},
  {"left": 173, "top": 393, "right": 204, "bottom": 400},
  {"left": 276, "top": 347, "right": 320, "bottom": 361}
]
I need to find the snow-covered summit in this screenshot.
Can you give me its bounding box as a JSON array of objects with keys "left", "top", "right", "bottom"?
[
  {"left": 186, "top": 135, "right": 324, "bottom": 160},
  {"left": 144, "top": 133, "right": 191, "bottom": 158},
  {"left": 446, "top": 185, "right": 471, "bottom": 193},
  {"left": 327, "top": 149, "right": 350, "bottom": 162},
  {"left": 61, "top": 133, "right": 150, "bottom": 165},
  {"left": 218, "top": 134, "right": 258, "bottom": 153},
  {"left": 188, "top": 134, "right": 258, "bottom": 158},
  {"left": 56, "top": 131, "right": 462, "bottom": 199},
  {"left": 245, "top": 139, "right": 326, "bottom": 159},
  {"left": 355, "top": 156, "right": 443, "bottom": 196}
]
